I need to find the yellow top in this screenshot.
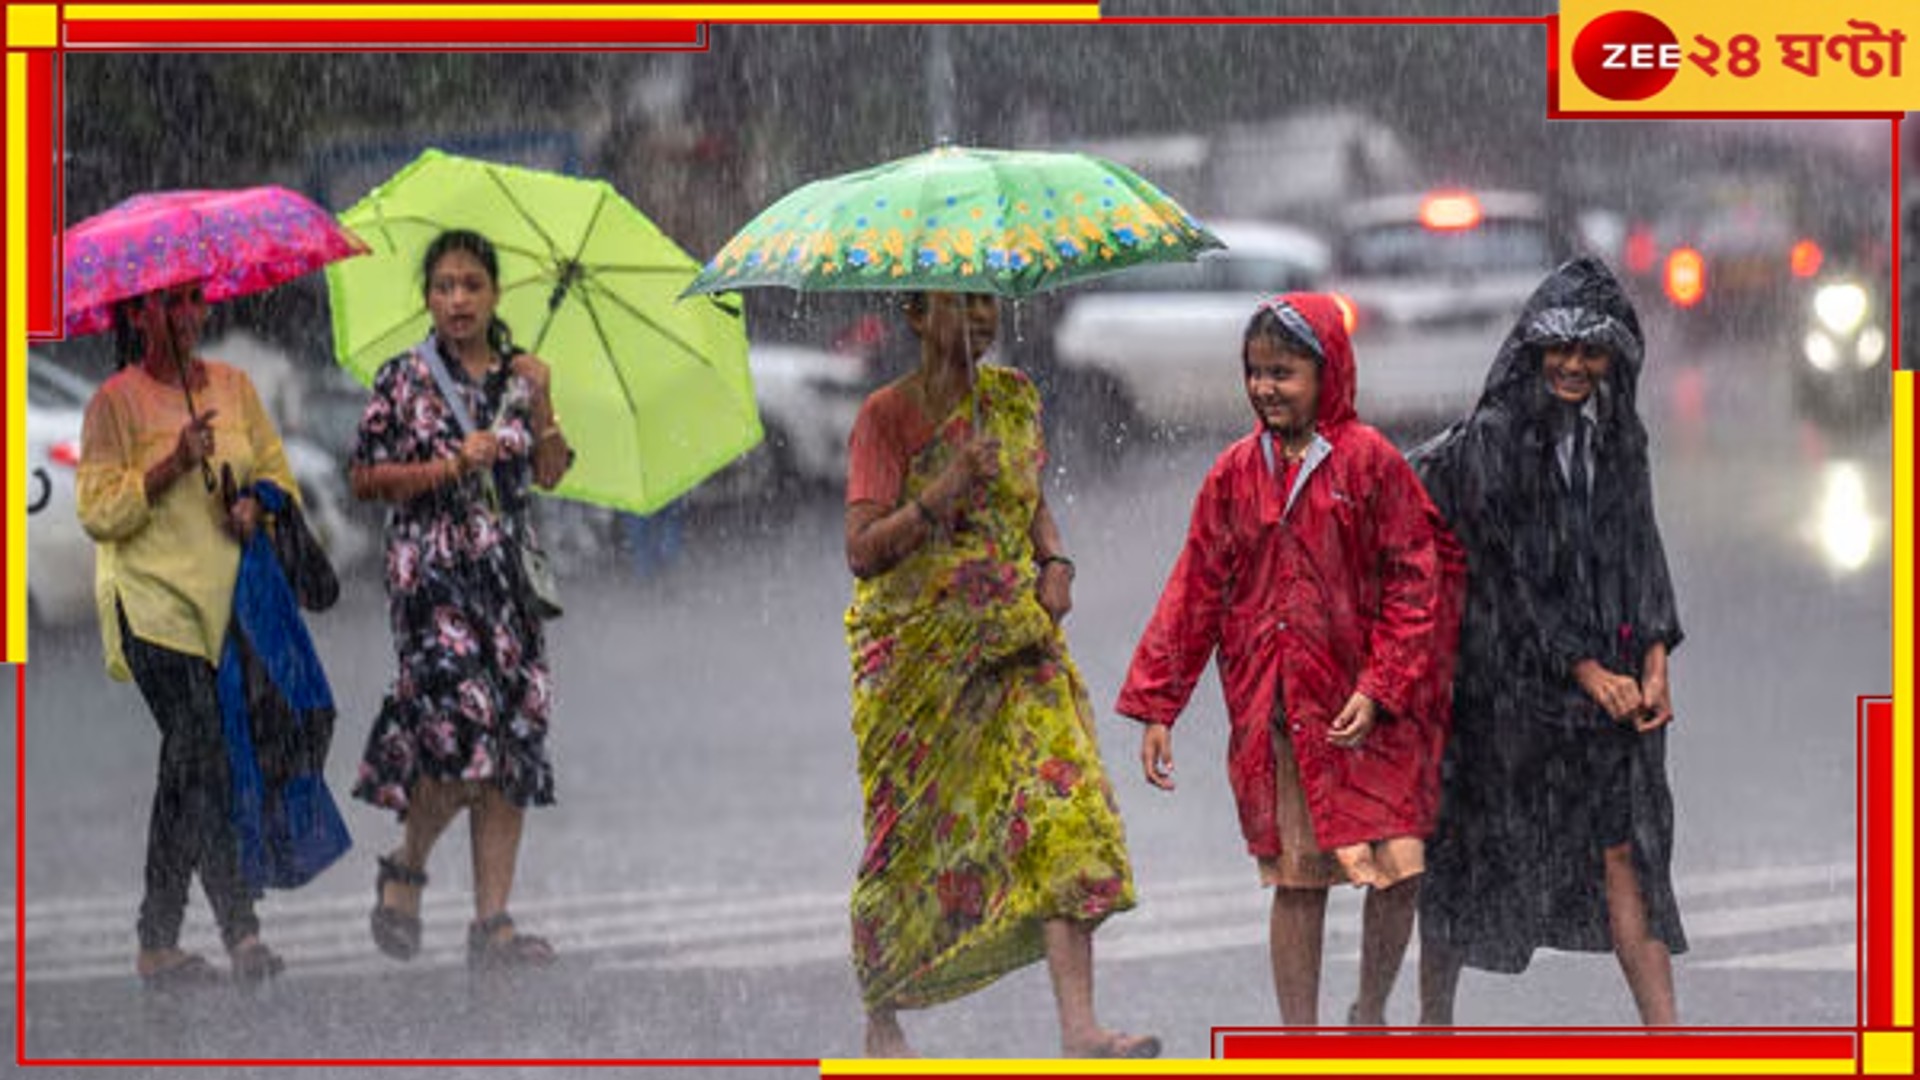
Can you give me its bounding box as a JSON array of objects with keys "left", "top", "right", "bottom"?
[{"left": 76, "top": 359, "right": 298, "bottom": 681}]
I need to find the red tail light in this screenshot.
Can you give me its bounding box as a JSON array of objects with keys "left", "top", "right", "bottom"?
[
  {"left": 48, "top": 440, "right": 81, "bottom": 467},
  {"left": 1623, "top": 226, "right": 1657, "bottom": 275},
  {"left": 1664, "top": 248, "right": 1706, "bottom": 309},
  {"left": 1789, "top": 238, "right": 1823, "bottom": 278},
  {"left": 1329, "top": 293, "right": 1358, "bottom": 336}
]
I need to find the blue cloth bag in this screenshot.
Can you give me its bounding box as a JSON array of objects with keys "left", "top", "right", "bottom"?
[{"left": 218, "top": 481, "right": 352, "bottom": 892}]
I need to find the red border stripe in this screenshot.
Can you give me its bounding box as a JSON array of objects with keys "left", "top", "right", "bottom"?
[
  {"left": 1866, "top": 698, "right": 1894, "bottom": 1028},
  {"left": 65, "top": 19, "right": 706, "bottom": 47},
  {"left": 1218, "top": 1033, "right": 1857, "bottom": 1060},
  {"left": 24, "top": 51, "right": 57, "bottom": 338}
]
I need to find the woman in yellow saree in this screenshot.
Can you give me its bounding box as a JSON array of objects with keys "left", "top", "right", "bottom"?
[{"left": 842, "top": 291, "right": 1154, "bottom": 1059}]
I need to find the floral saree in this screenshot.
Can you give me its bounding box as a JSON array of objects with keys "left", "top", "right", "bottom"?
[{"left": 846, "top": 365, "right": 1135, "bottom": 1011}]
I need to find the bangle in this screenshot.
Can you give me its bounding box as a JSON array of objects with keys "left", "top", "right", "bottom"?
[
  {"left": 536, "top": 426, "right": 563, "bottom": 443},
  {"left": 911, "top": 497, "right": 938, "bottom": 529},
  {"left": 1038, "top": 553, "right": 1075, "bottom": 576}
]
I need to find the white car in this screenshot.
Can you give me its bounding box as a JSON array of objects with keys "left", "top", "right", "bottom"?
[
  {"left": 25, "top": 361, "right": 93, "bottom": 632},
  {"left": 1051, "top": 219, "right": 1331, "bottom": 434},
  {"left": 689, "top": 342, "right": 869, "bottom": 508},
  {"left": 24, "top": 357, "right": 371, "bottom": 631},
  {"left": 1329, "top": 189, "right": 1569, "bottom": 434}
]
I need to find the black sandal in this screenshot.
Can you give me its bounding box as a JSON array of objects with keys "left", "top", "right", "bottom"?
[
  {"left": 370, "top": 854, "right": 428, "bottom": 961},
  {"left": 229, "top": 940, "right": 285, "bottom": 987},
  {"left": 139, "top": 951, "right": 223, "bottom": 993},
  {"left": 467, "top": 912, "right": 556, "bottom": 973}
]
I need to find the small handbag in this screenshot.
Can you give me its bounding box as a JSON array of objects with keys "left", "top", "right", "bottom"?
[{"left": 512, "top": 518, "right": 564, "bottom": 620}]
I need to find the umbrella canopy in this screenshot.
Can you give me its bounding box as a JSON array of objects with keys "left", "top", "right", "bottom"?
[
  {"left": 63, "top": 185, "right": 368, "bottom": 337},
  {"left": 683, "top": 145, "right": 1223, "bottom": 298},
  {"left": 325, "top": 149, "right": 758, "bottom": 517}
]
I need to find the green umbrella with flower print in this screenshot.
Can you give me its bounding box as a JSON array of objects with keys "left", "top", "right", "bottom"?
[{"left": 682, "top": 145, "right": 1222, "bottom": 298}]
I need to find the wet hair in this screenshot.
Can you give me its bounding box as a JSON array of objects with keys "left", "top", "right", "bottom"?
[
  {"left": 1241, "top": 304, "right": 1324, "bottom": 372},
  {"left": 421, "top": 228, "right": 517, "bottom": 359}
]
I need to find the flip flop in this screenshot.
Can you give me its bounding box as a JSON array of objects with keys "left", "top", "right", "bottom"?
[{"left": 139, "top": 952, "right": 223, "bottom": 993}]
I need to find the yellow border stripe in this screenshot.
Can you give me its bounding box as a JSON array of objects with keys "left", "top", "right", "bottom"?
[
  {"left": 6, "top": 53, "right": 27, "bottom": 664},
  {"left": 66, "top": 4, "right": 1101, "bottom": 22},
  {"left": 821, "top": 1059, "right": 1854, "bottom": 1076},
  {"left": 1894, "top": 368, "right": 1914, "bottom": 1027}
]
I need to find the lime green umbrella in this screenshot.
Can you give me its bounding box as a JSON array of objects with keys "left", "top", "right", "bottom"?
[
  {"left": 326, "top": 149, "right": 757, "bottom": 516},
  {"left": 683, "top": 145, "right": 1223, "bottom": 298}
]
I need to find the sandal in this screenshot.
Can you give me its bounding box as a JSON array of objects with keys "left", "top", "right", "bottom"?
[
  {"left": 229, "top": 940, "right": 285, "bottom": 987},
  {"left": 466, "top": 912, "right": 557, "bottom": 973},
  {"left": 370, "top": 854, "right": 428, "bottom": 961},
  {"left": 139, "top": 951, "right": 223, "bottom": 993},
  {"left": 1346, "top": 1003, "right": 1390, "bottom": 1031},
  {"left": 1071, "top": 1031, "right": 1162, "bottom": 1059}
]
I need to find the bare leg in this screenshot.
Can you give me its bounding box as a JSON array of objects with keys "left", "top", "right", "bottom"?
[
  {"left": 1351, "top": 877, "right": 1420, "bottom": 1025},
  {"left": 1417, "top": 931, "right": 1465, "bottom": 1027},
  {"left": 1045, "top": 919, "right": 1157, "bottom": 1057},
  {"left": 383, "top": 776, "right": 466, "bottom": 917},
  {"left": 1045, "top": 919, "right": 1101, "bottom": 1051},
  {"left": 864, "top": 1006, "right": 914, "bottom": 1058},
  {"left": 1270, "top": 886, "right": 1329, "bottom": 1025},
  {"left": 469, "top": 783, "right": 525, "bottom": 929},
  {"left": 1604, "top": 844, "right": 1678, "bottom": 1026}
]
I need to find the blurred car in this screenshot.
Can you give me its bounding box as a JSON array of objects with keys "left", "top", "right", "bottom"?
[
  {"left": 1328, "top": 189, "right": 1571, "bottom": 435},
  {"left": 1636, "top": 174, "right": 1804, "bottom": 338},
  {"left": 1790, "top": 270, "right": 1891, "bottom": 432},
  {"left": 1050, "top": 219, "right": 1331, "bottom": 438},
  {"left": 26, "top": 360, "right": 93, "bottom": 630},
  {"left": 24, "top": 358, "right": 371, "bottom": 631},
  {"left": 688, "top": 342, "right": 869, "bottom": 508}
]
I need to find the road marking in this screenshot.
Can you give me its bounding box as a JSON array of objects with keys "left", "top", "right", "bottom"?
[{"left": 8, "top": 858, "right": 1860, "bottom": 984}]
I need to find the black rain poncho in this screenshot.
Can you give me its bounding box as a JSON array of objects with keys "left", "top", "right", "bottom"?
[{"left": 1411, "top": 256, "right": 1687, "bottom": 973}]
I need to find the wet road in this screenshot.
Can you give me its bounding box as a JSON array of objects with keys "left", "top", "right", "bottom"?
[{"left": 6, "top": 318, "right": 1888, "bottom": 1067}]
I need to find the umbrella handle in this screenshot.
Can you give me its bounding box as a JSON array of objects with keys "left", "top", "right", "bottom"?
[{"left": 162, "top": 330, "right": 218, "bottom": 493}]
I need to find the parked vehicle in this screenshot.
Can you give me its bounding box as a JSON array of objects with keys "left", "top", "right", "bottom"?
[
  {"left": 25, "top": 360, "right": 92, "bottom": 631},
  {"left": 688, "top": 341, "right": 869, "bottom": 509},
  {"left": 1050, "top": 219, "right": 1330, "bottom": 444},
  {"left": 1328, "top": 188, "right": 1571, "bottom": 437}
]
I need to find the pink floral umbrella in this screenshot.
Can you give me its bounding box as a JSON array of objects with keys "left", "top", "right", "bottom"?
[{"left": 62, "top": 185, "right": 367, "bottom": 337}]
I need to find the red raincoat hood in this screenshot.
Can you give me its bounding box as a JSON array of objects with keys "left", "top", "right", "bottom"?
[{"left": 1252, "top": 292, "right": 1357, "bottom": 434}]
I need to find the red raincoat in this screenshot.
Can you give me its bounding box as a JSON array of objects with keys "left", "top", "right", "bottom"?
[{"left": 1116, "top": 293, "right": 1462, "bottom": 857}]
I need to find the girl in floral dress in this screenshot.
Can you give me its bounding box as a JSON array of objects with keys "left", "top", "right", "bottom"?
[
  {"left": 349, "top": 229, "right": 573, "bottom": 971},
  {"left": 843, "top": 290, "right": 1155, "bottom": 1059}
]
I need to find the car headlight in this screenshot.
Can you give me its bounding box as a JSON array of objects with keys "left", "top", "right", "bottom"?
[
  {"left": 1813, "top": 282, "right": 1869, "bottom": 336},
  {"left": 1856, "top": 327, "right": 1888, "bottom": 368},
  {"left": 1803, "top": 330, "right": 1841, "bottom": 372}
]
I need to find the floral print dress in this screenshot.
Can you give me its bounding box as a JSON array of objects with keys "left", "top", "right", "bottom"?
[
  {"left": 845, "top": 364, "right": 1135, "bottom": 1011},
  {"left": 351, "top": 341, "right": 555, "bottom": 816}
]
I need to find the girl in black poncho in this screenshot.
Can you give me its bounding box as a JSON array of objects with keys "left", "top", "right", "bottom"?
[{"left": 1411, "top": 257, "right": 1686, "bottom": 1026}]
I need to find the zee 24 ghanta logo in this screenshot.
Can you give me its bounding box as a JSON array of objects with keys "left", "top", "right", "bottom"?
[{"left": 1571, "top": 8, "right": 1906, "bottom": 101}]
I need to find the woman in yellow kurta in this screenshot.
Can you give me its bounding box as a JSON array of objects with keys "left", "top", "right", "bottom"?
[
  {"left": 76, "top": 280, "right": 298, "bottom": 989},
  {"left": 842, "top": 291, "right": 1154, "bottom": 1059}
]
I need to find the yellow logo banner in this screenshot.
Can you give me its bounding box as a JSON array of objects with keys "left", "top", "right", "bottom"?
[{"left": 1558, "top": 0, "right": 1916, "bottom": 113}]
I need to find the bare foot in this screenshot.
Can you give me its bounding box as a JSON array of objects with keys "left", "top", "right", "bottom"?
[{"left": 1063, "top": 1029, "right": 1162, "bottom": 1058}]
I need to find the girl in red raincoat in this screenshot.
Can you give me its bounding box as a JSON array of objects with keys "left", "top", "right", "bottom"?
[{"left": 1117, "top": 293, "right": 1461, "bottom": 1026}]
